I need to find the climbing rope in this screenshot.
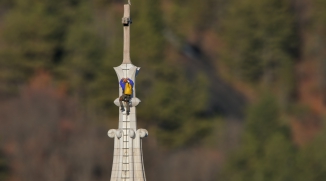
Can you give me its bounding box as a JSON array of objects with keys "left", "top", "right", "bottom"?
[{"left": 128, "top": 0, "right": 131, "bottom": 5}]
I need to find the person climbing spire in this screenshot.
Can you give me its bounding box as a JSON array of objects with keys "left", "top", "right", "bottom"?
[{"left": 119, "top": 78, "right": 134, "bottom": 114}]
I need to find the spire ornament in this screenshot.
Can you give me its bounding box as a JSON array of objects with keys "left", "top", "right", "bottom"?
[{"left": 108, "top": 3, "right": 148, "bottom": 181}]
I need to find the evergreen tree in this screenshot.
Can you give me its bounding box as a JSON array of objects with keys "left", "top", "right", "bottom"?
[
  {"left": 220, "top": 95, "right": 297, "bottom": 181},
  {"left": 125, "top": 0, "right": 211, "bottom": 147},
  {"left": 313, "top": 0, "right": 326, "bottom": 95},
  {"left": 0, "top": 0, "right": 120, "bottom": 119},
  {"left": 219, "top": 0, "right": 298, "bottom": 93},
  {"left": 295, "top": 126, "right": 326, "bottom": 181},
  {"left": 0, "top": 149, "right": 8, "bottom": 180},
  {"left": 0, "top": 0, "right": 104, "bottom": 99},
  {"left": 0, "top": 0, "right": 211, "bottom": 147}
]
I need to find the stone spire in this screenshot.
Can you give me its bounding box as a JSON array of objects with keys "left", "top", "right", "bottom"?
[{"left": 108, "top": 3, "right": 148, "bottom": 181}]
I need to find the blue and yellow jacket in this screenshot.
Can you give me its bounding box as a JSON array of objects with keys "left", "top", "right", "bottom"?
[{"left": 120, "top": 78, "right": 134, "bottom": 92}]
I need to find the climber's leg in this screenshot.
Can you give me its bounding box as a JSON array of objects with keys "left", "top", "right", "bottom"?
[
  {"left": 119, "top": 95, "right": 125, "bottom": 111},
  {"left": 125, "top": 95, "right": 131, "bottom": 114}
]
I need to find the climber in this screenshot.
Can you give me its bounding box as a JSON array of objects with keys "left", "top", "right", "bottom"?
[{"left": 119, "top": 78, "right": 134, "bottom": 114}]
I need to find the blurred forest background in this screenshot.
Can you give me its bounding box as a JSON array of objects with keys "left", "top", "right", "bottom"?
[{"left": 0, "top": 0, "right": 326, "bottom": 180}]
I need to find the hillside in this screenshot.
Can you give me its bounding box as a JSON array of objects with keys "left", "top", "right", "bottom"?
[{"left": 0, "top": 0, "right": 326, "bottom": 180}]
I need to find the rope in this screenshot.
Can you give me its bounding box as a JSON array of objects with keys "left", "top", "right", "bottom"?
[{"left": 128, "top": 0, "right": 131, "bottom": 5}]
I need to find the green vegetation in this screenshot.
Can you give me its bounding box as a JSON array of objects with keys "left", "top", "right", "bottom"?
[
  {"left": 219, "top": 0, "right": 298, "bottom": 91},
  {"left": 0, "top": 0, "right": 103, "bottom": 95},
  {"left": 220, "top": 95, "right": 326, "bottom": 181},
  {"left": 0, "top": 0, "right": 326, "bottom": 180},
  {"left": 0, "top": 0, "right": 211, "bottom": 147},
  {"left": 130, "top": 0, "right": 211, "bottom": 147},
  {"left": 218, "top": 0, "right": 326, "bottom": 166},
  {"left": 220, "top": 96, "right": 326, "bottom": 181},
  {"left": 0, "top": 150, "right": 8, "bottom": 180},
  {"left": 220, "top": 95, "right": 297, "bottom": 181},
  {"left": 296, "top": 129, "right": 326, "bottom": 181}
]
